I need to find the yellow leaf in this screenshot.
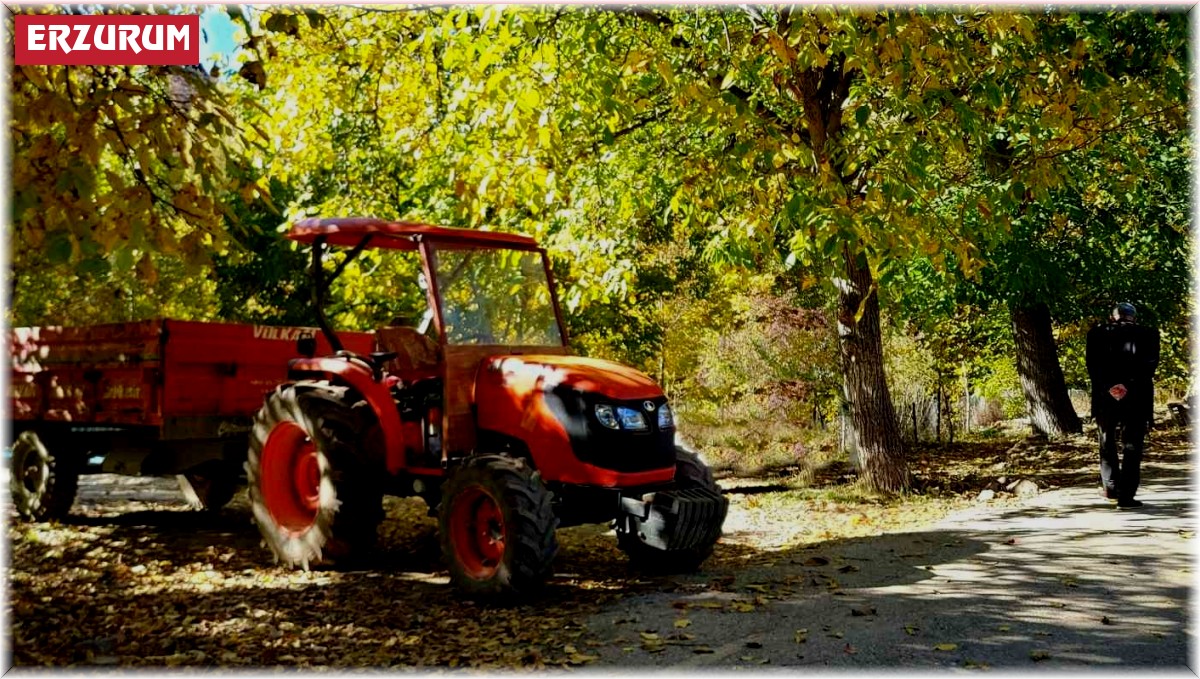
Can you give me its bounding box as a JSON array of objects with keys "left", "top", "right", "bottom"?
[
  {"left": 934, "top": 643, "right": 958, "bottom": 652},
  {"left": 674, "top": 619, "right": 691, "bottom": 629},
  {"left": 639, "top": 632, "right": 659, "bottom": 641},
  {"left": 568, "top": 653, "right": 598, "bottom": 665}
]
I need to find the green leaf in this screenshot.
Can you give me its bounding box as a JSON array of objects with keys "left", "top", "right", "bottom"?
[{"left": 46, "top": 232, "right": 73, "bottom": 265}]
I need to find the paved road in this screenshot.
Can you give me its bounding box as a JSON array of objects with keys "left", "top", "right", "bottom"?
[{"left": 585, "top": 456, "right": 1195, "bottom": 670}]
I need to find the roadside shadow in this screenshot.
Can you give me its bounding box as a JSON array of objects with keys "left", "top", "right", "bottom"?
[{"left": 9, "top": 454, "right": 1193, "bottom": 668}]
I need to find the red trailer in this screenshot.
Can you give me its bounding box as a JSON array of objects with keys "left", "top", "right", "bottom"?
[{"left": 7, "top": 319, "right": 373, "bottom": 520}]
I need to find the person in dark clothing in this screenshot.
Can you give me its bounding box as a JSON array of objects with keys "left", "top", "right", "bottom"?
[{"left": 1085, "top": 303, "right": 1160, "bottom": 509}]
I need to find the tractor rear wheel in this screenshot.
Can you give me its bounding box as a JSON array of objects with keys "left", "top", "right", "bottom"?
[
  {"left": 9, "top": 430, "right": 79, "bottom": 522},
  {"left": 246, "top": 383, "right": 383, "bottom": 568},
  {"left": 439, "top": 455, "right": 558, "bottom": 596},
  {"left": 618, "top": 446, "right": 723, "bottom": 573}
]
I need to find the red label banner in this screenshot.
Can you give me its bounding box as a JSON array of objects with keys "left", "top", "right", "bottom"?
[{"left": 14, "top": 14, "right": 201, "bottom": 66}]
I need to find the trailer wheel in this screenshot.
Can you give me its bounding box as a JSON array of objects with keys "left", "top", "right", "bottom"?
[
  {"left": 617, "top": 446, "right": 723, "bottom": 573},
  {"left": 9, "top": 430, "right": 79, "bottom": 522},
  {"left": 177, "top": 461, "right": 239, "bottom": 512},
  {"left": 247, "top": 384, "right": 382, "bottom": 568},
  {"left": 439, "top": 455, "right": 558, "bottom": 596}
]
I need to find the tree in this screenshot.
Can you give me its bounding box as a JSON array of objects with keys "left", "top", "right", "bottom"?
[
  {"left": 531, "top": 8, "right": 1187, "bottom": 489},
  {"left": 7, "top": 5, "right": 265, "bottom": 323},
  {"left": 238, "top": 7, "right": 1187, "bottom": 492}
]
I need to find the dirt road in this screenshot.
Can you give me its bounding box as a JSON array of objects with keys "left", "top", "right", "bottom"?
[
  {"left": 584, "top": 447, "right": 1195, "bottom": 669},
  {"left": 6, "top": 432, "right": 1194, "bottom": 669}
]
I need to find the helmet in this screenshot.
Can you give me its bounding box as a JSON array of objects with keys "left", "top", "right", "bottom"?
[{"left": 1112, "top": 303, "right": 1136, "bottom": 322}]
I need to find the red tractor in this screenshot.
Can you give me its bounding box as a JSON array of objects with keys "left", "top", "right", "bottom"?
[{"left": 248, "top": 217, "right": 727, "bottom": 594}]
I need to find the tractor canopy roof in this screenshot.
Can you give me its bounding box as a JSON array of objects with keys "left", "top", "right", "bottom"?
[{"left": 288, "top": 217, "right": 539, "bottom": 251}]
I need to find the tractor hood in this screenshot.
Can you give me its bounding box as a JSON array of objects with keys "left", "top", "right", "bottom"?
[{"left": 484, "top": 354, "right": 663, "bottom": 401}]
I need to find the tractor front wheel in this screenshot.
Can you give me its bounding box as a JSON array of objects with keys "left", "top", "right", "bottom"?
[
  {"left": 9, "top": 430, "right": 79, "bottom": 522},
  {"left": 439, "top": 455, "right": 558, "bottom": 596},
  {"left": 246, "top": 384, "right": 382, "bottom": 568}
]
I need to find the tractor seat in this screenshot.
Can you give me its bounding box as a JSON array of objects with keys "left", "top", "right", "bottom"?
[{"left": 375, "top": 326, "right": 442, "bottom": 381}]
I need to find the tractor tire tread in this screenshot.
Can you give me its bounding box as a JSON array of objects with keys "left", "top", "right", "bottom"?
[
  {"left": 247, "top": 382, "right": 382, "bottom": 569},
  {"left": 440, "top": 454, "right": 558, "bottom": 597},
  {"left": 10, "top": 430, "right": 80, "bottom": 522}
]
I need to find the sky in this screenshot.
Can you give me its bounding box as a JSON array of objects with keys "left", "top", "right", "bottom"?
[{"left": 199, "top": 7, "right": 241, "bottom": 71}]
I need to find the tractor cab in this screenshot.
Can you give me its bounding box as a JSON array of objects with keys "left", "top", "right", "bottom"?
[
  {"left": 288, "top": 217, "right": 574, "bottom": 472},
  {"left": 246, "top": 217, "right": 727, "bottom": 595}
]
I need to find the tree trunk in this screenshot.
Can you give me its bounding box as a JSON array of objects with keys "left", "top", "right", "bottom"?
[
  {"left": 1010, "top": 301, "right": 1082, "bottom": 436},
  {"left": 834, "top": 248, "right": 908, "bottom": 492}
]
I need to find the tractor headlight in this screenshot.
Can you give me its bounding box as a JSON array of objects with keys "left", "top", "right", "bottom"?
[
  {"left": 657, "top": 403, "right": 675, "bottom": 429},
  {"left": 595, "top": 404, "right": 620, "bottom": 430},
  {"left": 616, "top": 407, "right": 648, "bottom": 431}
]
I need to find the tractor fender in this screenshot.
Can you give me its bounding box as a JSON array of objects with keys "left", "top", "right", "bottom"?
[{"left": 287, "top": 357, "right": 407, "bottom": 475}]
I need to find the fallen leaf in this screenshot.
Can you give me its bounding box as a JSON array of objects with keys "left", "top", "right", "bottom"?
[
  {"left": 674, "top": 619, "right": 691, "bottom": 629},
  {"left": 732, "top": 601, "right": 755, "bottom": 612},
  {"left": 802, "top": 556, "right": 830, "bottom": 566},
  {"left": 997, "top": 625, "right": 1011, "bottom": 632},
  {"left": 794, "top": 629, "right": 808, "bottom": 644},
  {"left": 695, "top": 601, "right": 724, "bottom": 609},
  {"left": 851, "top": 606, "right": 876, "bottom": 617},
  {"left": 838, "top": 564, "right": 860, "bottom": 573},
  {"left": 828, "top": 631, "right": 844, "bottom": 639},
  {"left": 964, "top": 659, "right": 990, "bottom": 669},
  {"left": 904, "top": 625, "right": 919, "bottom": 636},
  {"left": 1030, "top": 650, "right": 1051, "bottom": 661},
  {"left": 639, "top": 632, "right": 660, "bottom": 641},
  {"left": 567, "top": 653, "right": 598, "bottom": 665},
  {"left": 934, "top": 643, "right": 958, "bottom": 652}
]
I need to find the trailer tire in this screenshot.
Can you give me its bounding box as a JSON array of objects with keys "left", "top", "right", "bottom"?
[
  {"left": 247, "top": 384, "right": 383, "bottom": 568},
  {"left": 439, "top": 455, "right": 558, "bottom": 597},
  {"left": 617, "top": 446, "right": 723, "bottom": 573},
  {"left": 177, "top": 461, "right": 239, "bottom": 512},
  {"left": 9, "top": 430, "right": 79, "bottom": 522}
]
